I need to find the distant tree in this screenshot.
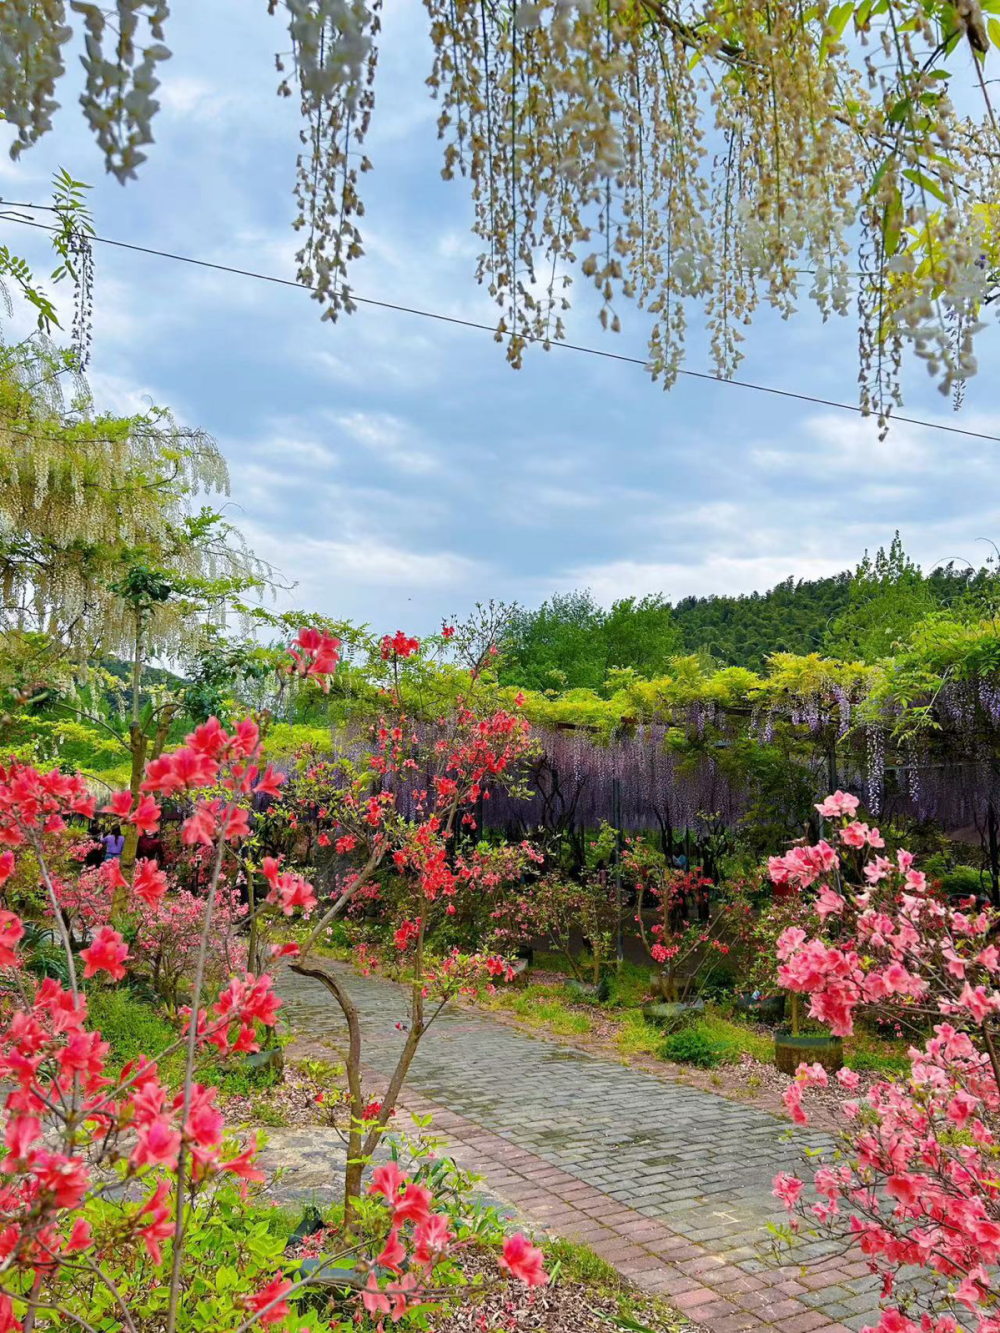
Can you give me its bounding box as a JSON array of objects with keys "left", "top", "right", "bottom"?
[
  {"left": 671, "top": 573, "right": 853, "bottom": 671},
  {"left": 825, "top": 533, "right": 936, "bottom": 662},
  {"left": 602, "top": 594, "right": 682, "bottom": 678},
  {"left": 501, "top": 590, "right": 606, "bottom": 692},
  {"left": 500, "top": 590, "right": 682, "bottom": 692}
]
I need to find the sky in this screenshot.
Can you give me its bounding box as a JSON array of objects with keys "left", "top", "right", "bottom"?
[{"left": 2, "top": 3, "right": 999, "bottom": 636}]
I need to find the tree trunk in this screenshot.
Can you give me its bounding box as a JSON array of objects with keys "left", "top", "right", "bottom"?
[{"left": 291, "top": 961, "right": 366, "bottom": 1227}]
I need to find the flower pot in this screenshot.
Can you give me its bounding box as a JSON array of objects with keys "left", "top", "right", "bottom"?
[
  {"left": 642, "top": 999, "right": 704, "bottom": 1026},
  {"left": 244, "top": 1045, "right": 284, "bottom": 1076},
  {"left": 510, "top": 957, "right": 531, "bottom": 986},
  {"left": 564, "top": 976, "right": 610, "bottom": 1004},
  {"left": 735, "top": 991, "right": 786, "bottom": 1024},
  {"left": 774, "top": 1030, "right": 843, "bottom": 1076}
]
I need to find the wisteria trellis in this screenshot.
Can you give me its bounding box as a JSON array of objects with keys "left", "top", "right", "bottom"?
[{"left": 291, "top": 675, "right": 1000, "bottom": 846}]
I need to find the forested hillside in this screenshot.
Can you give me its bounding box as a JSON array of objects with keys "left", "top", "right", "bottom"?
[
  {"left": 671, "top": 574, "right": 851, "bottom": 670},
  {"left": 500, "top": 538, "right": 993, "bottom": 687}
]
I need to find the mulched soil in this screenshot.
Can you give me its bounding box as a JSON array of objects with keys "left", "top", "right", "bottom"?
[
  {"left": 219, "top": 1060, "right": 347, "bottom": 1128},
  {"left": 425, "top": 1248, "right": 688, "bottom": 1333}
]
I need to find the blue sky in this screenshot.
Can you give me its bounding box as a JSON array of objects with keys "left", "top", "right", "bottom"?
[{"left": 3, "top": 2, "right": 999, "bottom": 635}]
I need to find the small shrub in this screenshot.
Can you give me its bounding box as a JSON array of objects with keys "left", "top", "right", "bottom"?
[
  {"left": 661, "top": 1022, "right": 736, "bottom": 1068},
  {"left": 938, "top": 865, "right": 984, "bottom": 899}
]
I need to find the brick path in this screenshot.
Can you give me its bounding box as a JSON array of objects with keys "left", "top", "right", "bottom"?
[{"left": 276, "top": 966, "right": 893, "bottom": 1332}]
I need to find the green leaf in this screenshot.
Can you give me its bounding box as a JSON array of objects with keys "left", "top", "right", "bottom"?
[
  {"left": 902, "top": 167, "right": 949, "bottom": 204},
  {"left": 990, "top": 16, "right": 1000, "bottom": 46},
  {"left": 881, "top": 185, "right": 903, "bottom": 256},
  {"left": 820, "top": 1, "right": 853, "bottom": 59}
]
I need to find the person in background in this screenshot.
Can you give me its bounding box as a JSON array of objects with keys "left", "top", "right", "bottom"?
[
  {"left": 83, "top": 820, "right": 105, "bottom": 868},
  {"left": 136, "top": 830, "right": 164, "bottom": 867},
  {"left": 102, "top": 825, "right": 125, "bottom": 861}
]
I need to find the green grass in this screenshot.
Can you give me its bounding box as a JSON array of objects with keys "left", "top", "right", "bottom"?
[
  {"left": 545, "top": 1237, "right": 687, "bottom": 1329},
  {"left": 614, "top": 1005, "right": 774, "bottom": 1068},
  {"left": 613, "top": 1008, "right": 665, "bottom": 1059},
  {"left": 546, "top": 1237, "right": 624, "bottom": 1292},
  {"left": 482, "top": 978, "right": 595, "bottom": 1035},
  {"left": 488, "top": 955, "right": 912, "bottom": 1080},
  {"left": 696, "top": 1011, "right": 774, "bottom": 1063},
  {"left": 845, "top": 1029, "right": 911, "bottom": 1076},
  {"left": 503, "top": 991, "right": 593, "bottom": 1035},
  {"left": 599, "top": 959, "right": 652, "bottom": 1008},
  {"left": 88, "top": 988, "right": 184, "bottom": 1083},
  {"left": 88, "top": 988, "right": 292, "bottom": 1116}
]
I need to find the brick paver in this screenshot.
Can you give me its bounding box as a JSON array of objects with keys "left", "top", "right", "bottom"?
[{"left": 276, "top": 965, "right": 908, "bottom": 1331}]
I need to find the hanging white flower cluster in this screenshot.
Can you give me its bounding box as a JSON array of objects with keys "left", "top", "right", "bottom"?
[
  {"left": 72, "top": 1, "right": 172, "bottom": 183},
  {"left": 1, "top": 0, "right": 997, "bottom": 425},
  {"left": 423, "top": 0, "right": 998, "bottom": 425},
  {"left": 0, "top": 1, "right": 72, "bottom": 159},
  {"left": 0, "top": 336, "right": 259, "bottom": 659},
  {"left": 277, "top": 0, "right": 381, "bottom": 321}
]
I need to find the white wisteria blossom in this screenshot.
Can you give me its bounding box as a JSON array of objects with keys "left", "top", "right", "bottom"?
[{"left": 1, "top": 0, "right": 998, "bottom": 428}]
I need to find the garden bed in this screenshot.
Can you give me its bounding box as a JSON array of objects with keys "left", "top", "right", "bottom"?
[{"left": 424, "top": 1242, "right": 688, "bottom": 1333}]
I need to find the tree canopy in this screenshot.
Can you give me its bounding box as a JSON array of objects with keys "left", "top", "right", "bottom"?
[
  {"left": 500, "top": 590, "right": 682, "bottom": 690},
  {"left": 499, "top": 539, "right": 993, "bottom": 686}
]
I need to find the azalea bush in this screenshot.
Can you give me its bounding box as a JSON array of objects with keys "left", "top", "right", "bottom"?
[
  {"left": 267, "top": 628, "right": 546, "bottom": 1217},
  {"left": 624, "top": 843, "right": 732, "bottom": 1004},
  {"left": 0, "top": 628, "right": 547, "bottom": 1332},
  {"left": 770, "top": 792, "right": 1000, "bottom": 1332},
  {"left": 51, "top": 859, "right": 248, "bottom": 1006},
  {"left": 485, "top": 865, "right": 618, "bottom": 987}
]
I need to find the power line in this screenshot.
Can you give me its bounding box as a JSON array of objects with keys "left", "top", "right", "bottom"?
[{"left": 3, "top": 205, "right": 999, "bottom": 446}]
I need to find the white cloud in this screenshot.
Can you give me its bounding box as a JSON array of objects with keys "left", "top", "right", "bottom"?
[
  {"left": 239, "top": 521, "right": 490, "bottom": 619},
  {"left": 559, "top": 553, "right": 853, "bottom": 606},
  {"left": 84, "top": 368, "right": 171, "bottom": 419},
  {"left": 159, "top": 76, "right": 239, "bottom": 119},
  {"left": 334, "top": 410, "right": 441, "bottom": 475}
]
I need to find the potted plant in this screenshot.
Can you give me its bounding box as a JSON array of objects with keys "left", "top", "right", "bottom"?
[{"left": 774, "top": 991, "right": 843, "bottom": 1074}]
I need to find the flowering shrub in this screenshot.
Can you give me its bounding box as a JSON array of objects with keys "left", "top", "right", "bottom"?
[
  {"left": 624, "top": 843, "right": 731, "bottom": 1003},
  {"left": 770, "top": 794, "right": 1000, "bottom": 1332},
  {"left": 0, "top": 632, "right": 546, "bottom": 1331},
  {"left": 274, "top": 670, "right": 541, "bottom": 1215},
  {"left": 52, "top": 861, "right": 248, "bottom": 1006},
  {"left": 488, "top": 867, "right": 617, "bottom": 987}
]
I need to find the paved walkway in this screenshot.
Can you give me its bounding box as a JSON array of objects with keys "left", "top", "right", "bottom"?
[{"left": 275, "top": 966, "right": 890, "bottom": 1333}]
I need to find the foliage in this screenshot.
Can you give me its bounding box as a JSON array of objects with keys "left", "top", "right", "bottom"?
[
  {"left": 623, "top": 845, "right": 739, "bottom": 1003},
  {"left": 86, "top": 986, "right": 183, "bottom": 1079},
  {"left": 0, "top": 632, "right": 548, "bottom": 1333},
  {"left": 660, "top": 1022, "right": 736, "bottom": 1069},
  {"left": 501, "top": 591, "right": 682, "bottom": 693},
  {"left": 502, "top": 544, "right": 989, "bottom": 682},
  {"left": 827, "top": 534, "right": 938, "bottom": 663}
]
